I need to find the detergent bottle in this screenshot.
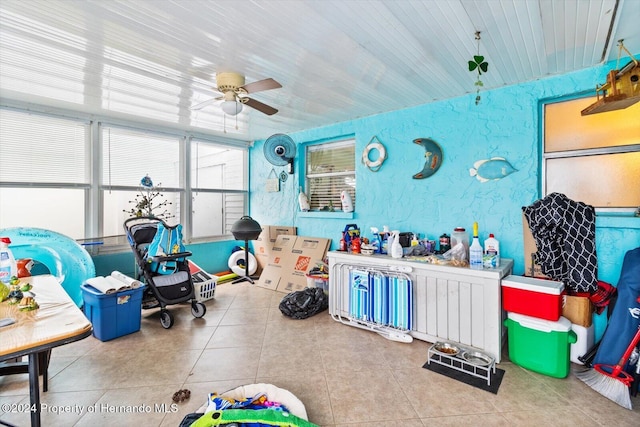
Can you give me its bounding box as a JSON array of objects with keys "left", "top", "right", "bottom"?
[
  {"left": 0, "top": 237, "right": 18, "bottom": 285},
  {"left": 390, "top": 230, "right": 403, "bottom": 259},
  {"left": 341, "top": 190, "right": 354, "bottom": 213},
  {"left": 483, "top": 233, "right": 500, "bottom": 268}
]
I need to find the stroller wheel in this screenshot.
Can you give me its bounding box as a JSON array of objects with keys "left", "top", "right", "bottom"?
[
  {"left": 191, "top": 302, "right": 207, "bottom": 318},
  {"left": 160, "top": 310, "right": 174, "bottom": 329}
]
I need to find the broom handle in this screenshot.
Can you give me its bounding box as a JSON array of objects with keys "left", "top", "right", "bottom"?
[{"left": 611, "top": 326, "right": 640, "bottom": 377}]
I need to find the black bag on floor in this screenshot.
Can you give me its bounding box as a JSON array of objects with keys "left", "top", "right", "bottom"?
[{"left": 279, "top": 287, "right": 328, "bottom": 319}]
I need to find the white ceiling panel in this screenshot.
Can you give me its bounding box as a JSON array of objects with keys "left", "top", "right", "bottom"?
[{"left": 0, "top": 0, "right": 637, "bottom": 141}]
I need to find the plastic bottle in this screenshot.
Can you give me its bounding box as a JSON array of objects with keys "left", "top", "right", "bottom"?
[
  {"left": 411, "top": 233, "right": 419, "bottom": 247},
  {"left": 391, "top": 230, "right": 403, "bottom": 258},
  {"left": 451, "top": 227, "right": 469, "bottom": 258},
  {"left": 0, "top": 237, "right": 18, "bottom": 285},
  {"left": 484, "top": 233, "right": 500, "bottom": 268},
  {"left": 341, "top": 190, "right": 354, "bottom": 213},
  {"left": 298, "top": 187, "right": 310, "bottom": 211},
  {"left": 469, "top": 222, "right": 483, "bottom": 270}
]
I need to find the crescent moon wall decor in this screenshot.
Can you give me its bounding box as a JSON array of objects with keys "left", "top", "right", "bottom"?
[{"left": 412, "top": 138, "right": 443, "bottom": 179}]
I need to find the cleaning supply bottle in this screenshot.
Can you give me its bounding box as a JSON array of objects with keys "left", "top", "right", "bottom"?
[
  {"left": 391, "top": 230, "right": 403, "bottom": 258},
  {"left": 298, "top": 187, "right": 310, "bottom": 211},
  {"left": 483, "top": 233, "right": 500, "bottom": 268},
  {"left": 411, "top": 233, "right": 419, "bottom": 247},
  {"left": 469, "top": 222, "right": 483, "bottom": 270},
  {"left": 0, "top": 237, "right": 18, "bottom": 285}
]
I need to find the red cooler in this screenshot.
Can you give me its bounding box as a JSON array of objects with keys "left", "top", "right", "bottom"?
[{"left": 502, "top": 275, "right": 564, "bottom": 321}]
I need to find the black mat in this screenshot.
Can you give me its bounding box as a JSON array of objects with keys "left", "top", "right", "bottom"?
[{"left": 422, "top": 358, "right": 505, "bottom": 394}]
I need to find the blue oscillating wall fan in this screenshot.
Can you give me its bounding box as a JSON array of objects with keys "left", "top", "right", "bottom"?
[{"left": 264, "top": 133, "right": 296, "bottom": 174}]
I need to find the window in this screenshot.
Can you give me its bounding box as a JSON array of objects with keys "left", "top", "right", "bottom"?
[
  {"left": 190, "top": 140, "right": 246, "bottom": 238},
  {"left": 543, "top": 96, "right": 640, "bottom": 211},
  {"left": 0, "top": 107, "right": 249, "bottom": 245},
  {"left": 0, "top": 109, "right": 90, "bottom": 239},
  {"left": 305, "top": 138, "right": 355, "bottom": 211}
]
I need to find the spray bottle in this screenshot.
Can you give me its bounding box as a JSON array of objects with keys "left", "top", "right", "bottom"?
[
  {"left": 0, "top": 237, "right": 17, "bottom": 285},
  {"left": 391, "top": 230, "right": 403, "bottom": 258}
]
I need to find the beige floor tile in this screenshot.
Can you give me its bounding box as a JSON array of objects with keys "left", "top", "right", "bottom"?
[
  {"left": 325, "top": 367, "right": 419, "bottom": 423},
  {"left": 206, "top": 323, "right": 266, "bottom": 348},
  {"left": 188, "top": 347, "right": 260, "bottom": 382},
  {"left": 219, "top": 307, "right": 270, "bottom": 326}
]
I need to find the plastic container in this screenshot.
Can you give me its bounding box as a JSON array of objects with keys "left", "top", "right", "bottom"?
[
  {"left": 81, "top": 283, "right": 144, "bottom": 341},
  {"left": 502, "top": 275, "right": 565, "bottom": 320},
  {"left": 390, "top": 231, "right": 403, "bottom": 258},
  {"left": 451, "top": 227, "right": 469, "bottom": 256},
  {"left": 483, "top": 234, "right": 500, "bottom": 268},
  {"left": 570, "top": 323, "right": 595, "bottom": 365},
  {"left": 306, "top": 274, "right": 329, "bottom": 293},
  {"left": 341, "top": 190, "right": 354, "bottom": 212},
  {"left": 469, "top": 223, "right": 483, "bottom": 270},
  {"left": 0, "top": 237, "right": 17, "bottom": 285},
  {"left": 504, "top": 312, "right": 577, "bottom": 378}
]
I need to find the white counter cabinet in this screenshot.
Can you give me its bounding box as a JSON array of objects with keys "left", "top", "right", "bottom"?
[{"left": 327, "top": 251, "right": 514, "bottom": 363}]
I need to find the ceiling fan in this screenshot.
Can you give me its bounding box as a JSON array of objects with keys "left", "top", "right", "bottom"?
[{"left": 191, "top": 72, "right": 282, "bottom": 116}]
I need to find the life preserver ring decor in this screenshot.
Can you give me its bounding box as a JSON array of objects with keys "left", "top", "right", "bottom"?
[{"left": 362, "top": 136, "right": 387, "bottom": 172}]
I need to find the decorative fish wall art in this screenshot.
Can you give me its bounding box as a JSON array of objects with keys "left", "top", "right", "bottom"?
[
  {"left": 469, "top": 157, "right": 517, "bottom": 182},
  {"left": 412, "top": 138, "right": 443, "bottom": 179}
]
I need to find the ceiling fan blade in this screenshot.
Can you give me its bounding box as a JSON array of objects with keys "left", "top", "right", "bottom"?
[
  {"left": 191, "top": 96, "right": 222, "bottom": 110},
  {"left": 240, "top": 78, "right": 282, "bottom": 94},
  {"left": 242, "top": 97, "right": 279, "bottom": 115}
]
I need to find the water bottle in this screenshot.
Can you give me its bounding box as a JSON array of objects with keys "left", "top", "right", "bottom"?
[
  {"left": 0, "top": 237, "right": 18, "bottom": 284},
  {"left": 469, "top": 223, "right": 483, "bottom": 270}
]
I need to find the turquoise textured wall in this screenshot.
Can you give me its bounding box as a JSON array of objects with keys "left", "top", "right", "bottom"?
[{"left": 249, "top": 60, "right": 640, "bottom": 284}]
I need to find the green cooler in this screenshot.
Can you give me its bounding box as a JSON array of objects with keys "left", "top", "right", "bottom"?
[{"left": 504, "top": 312, "right": 577, "bottom": 378}]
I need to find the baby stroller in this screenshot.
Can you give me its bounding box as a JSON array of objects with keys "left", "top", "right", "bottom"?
[{"left": 123, "top": 216, "right": 206, "bottom": 329}]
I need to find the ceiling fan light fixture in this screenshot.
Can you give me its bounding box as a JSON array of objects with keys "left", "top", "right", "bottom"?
[{"left": 221, "top": 100, "right": 243, "bottom": 115}]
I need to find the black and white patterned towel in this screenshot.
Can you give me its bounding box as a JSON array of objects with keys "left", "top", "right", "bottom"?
[{"left": 522, "top": 193, "right": 598, "bottom": 294}]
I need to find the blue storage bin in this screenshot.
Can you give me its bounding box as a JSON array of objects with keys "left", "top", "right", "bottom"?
[{"left": 81, "top": 283, "right": 144, "bottom": 341}]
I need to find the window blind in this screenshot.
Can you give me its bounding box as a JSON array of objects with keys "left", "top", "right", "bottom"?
[
  {"left": 306, "top": 139, "right": 355, "bottom": 211},
  {"left": 101, "top": 126, "right": 181, "bottom": 188},
  {"left": 0, "top": 108, "right": 89, "bottom": 184}
]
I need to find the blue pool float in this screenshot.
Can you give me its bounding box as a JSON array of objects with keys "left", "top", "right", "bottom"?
[{"left": 0, "top": 227, "right": 95, "bottom": 307}]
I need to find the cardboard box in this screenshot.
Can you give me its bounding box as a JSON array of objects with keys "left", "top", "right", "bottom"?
[
  {"left": 256, "top": 234, "right": 331, "bottom": 293},
  {"left": 256, "top": 234, "right": 297, "bottom": 290},
  {"left": 562, "top": 295, "right": 593, "bottom": 327},
  {"left": 276, "top": 236, "right": 331, "bottom": 293},
  {"left": 253, "top": 225, "right": 297, "bottom": 273},
  {"left": 502, "top": 275, "right": 564, "bottom": 321},
  {"left": 522, "top": 213, "right": 550, "bottom": 279}
]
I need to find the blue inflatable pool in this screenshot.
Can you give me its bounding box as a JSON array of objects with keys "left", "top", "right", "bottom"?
[{"left": 0, "top": 227, "right": 95, "bottom": 307}]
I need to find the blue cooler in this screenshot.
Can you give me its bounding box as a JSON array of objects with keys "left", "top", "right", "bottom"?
[{"left": 81, "top": 284, "right": 144, "bottom": 341}]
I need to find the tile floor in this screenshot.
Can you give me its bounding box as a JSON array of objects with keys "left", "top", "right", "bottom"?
[{"left": 1, "top": 281, "right": 638, "bottom": 426}]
